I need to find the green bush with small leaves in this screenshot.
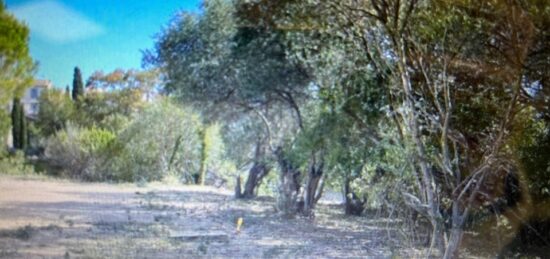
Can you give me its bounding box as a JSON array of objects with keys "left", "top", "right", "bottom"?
[
  {"left": 44, "top": 124, "right": 116, "bottom": 181},
  {"left": 0, "top": 151, "right": 35, "bottom": 175}
]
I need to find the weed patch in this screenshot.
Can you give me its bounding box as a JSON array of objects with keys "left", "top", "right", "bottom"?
[{"left": 0, "top": 224, "right": 62, "bottom": 240}]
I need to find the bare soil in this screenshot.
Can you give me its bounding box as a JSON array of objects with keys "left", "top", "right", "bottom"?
[{"left": 0, "top": 175, "right": 410, "bottom": 258}]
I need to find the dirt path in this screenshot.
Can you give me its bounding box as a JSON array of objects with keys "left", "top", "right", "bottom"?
[{"left": 0, "top": 175, "right": 401, "bottom": 258}]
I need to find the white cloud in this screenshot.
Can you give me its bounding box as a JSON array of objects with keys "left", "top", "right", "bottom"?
[{"left": 11, "top": 0, "right": 105, "bottom": 44}]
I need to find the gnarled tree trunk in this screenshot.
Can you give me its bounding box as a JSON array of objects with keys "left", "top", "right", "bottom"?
[
  {"left": 241, "top": 162, "right": 270, "bottom": 198},
  {"left": 242, "top": 140, "right": 270, "bottom": 198},
  {"left": 236, "top": 140, "right": 271, "bottom": 199},
  {"left": 302, "top": 156, "right": 324, "bottom": 217}
]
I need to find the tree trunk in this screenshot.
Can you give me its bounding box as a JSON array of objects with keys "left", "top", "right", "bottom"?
[
  {"left": 428, "top": 218, "right": 446, "bottom": 257},
  {"left": 235, "top": 175, "right": 243, "bottom": 198},
  {"left": 344, "top": 175, "right": 366, "bottom": 216},
  {"left": 241, "top": 162, "right": 269, "bottom": 198},
  {"left": 443, "top": 227, "right": 463, "bottom": 259},
  {"left": 278, "top": 167, "right": 301, "bottom": 217},
  {"left": 302, "top": 158, "right": 324, "bottom": 216},
  {"left": 275, "top": 147, "right": 301, "bottom": 217},
  {"left": 314, "top": 176, "right": 325, "bottom": 204},
  {"left": 396, "top": 39, "right": 444, "bottom": 254},
  {"left": 239, "top": 140, "right": 270, "bottom": 199},
  {"left": 442, "top": 197, "right": 466, "bottom": 258}
]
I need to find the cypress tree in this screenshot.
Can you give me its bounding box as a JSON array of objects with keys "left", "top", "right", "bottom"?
[
  {"left": 11, "top": 98, "right": 22, "bottom": 149},
  {"left": 20, "top": 108, "right": 28, "bottom": 151},
  {"left": 10, "top": 98, "right": 27, "bottom": 150},
  {"left": 65, "top": 85, "right": 70, "bottom": 96},
  {"left": 72, "top": 67, "right": 84, "bottom": 100}
]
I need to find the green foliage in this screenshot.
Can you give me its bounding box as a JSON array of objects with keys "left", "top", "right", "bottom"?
[
  {"left": 79, "top": 127, "right": 117, "bottom": 153},
  {"left": 72, "top": 67, "right": 84, "bottom": 101},
  {"left": 146, "top": 0, "right": 310, "bottom": 112},
  {"left": 359, "top": 124, "right": 415, "bottom": 209},
  {"left": 38, "top": 96, "right": 228, "bottom": 184},
  {"left": 35, "top": 87, "right": 141, "bottom": 171},
  {"left": 222, "top": 116, "right": 265, "bottom": 167},
  {"left": 203, "top": 123, "right": 225, "bottom": 170},
  {"left": 145, "top": 0, "right": 236, "bottom": 104},
  {"left": 44, "top": 124, "right": 116, "bottom": 181},
  {"left": 0, "top": 2, "right": 35, "bottom": 107},
  {"left": 513, "top": 110, "right": 550, "bottom": 201},
  {"left": 75, "top": 88, "right": 145, "bottom": 131},
  {"left": 0, "top": 151, "right": 35, "bottom": 175},
  {"left": 36, "top": 88, "right": 76, "bottom": 137},
  {"left": 114, "top": 100, "right": 203, "bottom": 182},
  {"left": 0, "top": 110, "right": 9, "bottom": 144},
  {"left": 198, "top": 123, "right": 226, "bottom": 184}
]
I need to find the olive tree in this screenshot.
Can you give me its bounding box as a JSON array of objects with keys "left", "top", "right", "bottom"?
[
  {"left": 301, "top": 0, "right": 544, "bottom": 257},
  {"left": 245, "top": 0, "right": 549, "bottom": 256},
  {"left": 146, "top": 0, "right": 317, "bottom": 215}
]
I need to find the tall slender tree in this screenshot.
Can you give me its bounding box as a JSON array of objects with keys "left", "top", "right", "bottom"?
[
  {"left": 20, "top": 107, "right": 27, "bottom": 150},
  {"left": 72, "top": 67, "right": 84, "bottom": 101},
  {"left": 10, "top": 98, "right": 21, "bottom": 149},
  {"left": 10, "top": 97, "right": 26, "bottom": 150}
]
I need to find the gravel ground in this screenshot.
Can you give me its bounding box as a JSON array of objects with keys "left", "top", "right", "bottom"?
[{"left": 0, "top": 175, "right": 414, "bottom": 258}]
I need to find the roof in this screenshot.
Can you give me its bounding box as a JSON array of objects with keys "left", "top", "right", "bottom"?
[{"left": 33, "top": 79, "right": 53, "bottom": 89}]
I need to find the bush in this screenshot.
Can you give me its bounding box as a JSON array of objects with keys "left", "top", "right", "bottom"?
[
  {"left": 41, "top": 100, "right": 230, "bottom": 184},
  {"left": 75, "top": 89, "right": 145, "bottom": 130},
  {"left": 0, "top": 110, "right": 10, "bottom": 145},
  {"left": 43, "top": 124, "right": 117, "bottom": 181},
  {"left": 114, "top": 100, "right": 203, "bottom": 182},
  {"left": 0, "top": 151, "right": 36, "bottom": 175},
  {"left": 36, "top": 89, "right": 75, "bottom": 137}
]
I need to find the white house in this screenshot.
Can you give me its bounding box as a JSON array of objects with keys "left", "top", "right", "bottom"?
[{"left": 21, "top": 79, "right": 52, "bottom": 118}]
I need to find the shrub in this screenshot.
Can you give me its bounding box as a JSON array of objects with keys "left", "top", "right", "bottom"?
[
  {"left": 74, "top": 89, "right": 145, "bottom": 130},
  {"left": 41, "top": 100, "right": 230, "bottom": 184},
  {"left": 0, "top": 110, "right": 10, "bottom": 146},
  {"left": 114, "top": 100, "right": 203, "bottom": 182},
  {"left": 43, "top": 124, "right": 117, "bottom": 181},
  {"left": 0, "top": 151, "right": 35, "bottom": 175},
  {"left": 36, "top": 89, "right": 75, "bottom": 137}
]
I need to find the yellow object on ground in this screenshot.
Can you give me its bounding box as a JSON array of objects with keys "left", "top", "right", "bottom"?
[{"left": 236, "top": 217, "right": 243, "bottom": 233}]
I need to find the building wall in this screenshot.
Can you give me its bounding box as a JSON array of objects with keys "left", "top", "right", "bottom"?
[
  {"left": 21, "top": 87, "right": 41, "bottom": 116},
  {"left": 21, "top": 80, "right": 52, "bottom": 117},
  {"left": 5, "top": 128, "right": 12, "bottom": 150}
]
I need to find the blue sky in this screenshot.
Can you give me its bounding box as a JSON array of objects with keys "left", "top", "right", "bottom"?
[{"left": 5, "top": 0, "right": 201, "bottom": 88}]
